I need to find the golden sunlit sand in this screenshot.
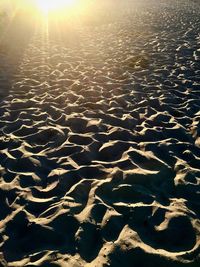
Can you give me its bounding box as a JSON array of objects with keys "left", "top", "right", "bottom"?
[{"left": 0, "top": 0, "right": 200, "bottom": 266}]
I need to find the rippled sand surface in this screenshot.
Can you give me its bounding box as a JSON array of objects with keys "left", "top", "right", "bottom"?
[{"left": 0, "top": 0, "right": 200, "bottom": 266}]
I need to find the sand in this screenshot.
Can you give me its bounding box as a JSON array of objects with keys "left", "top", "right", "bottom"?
[{"left": 0, "top": 0, "right": 200, "bottom": 266}]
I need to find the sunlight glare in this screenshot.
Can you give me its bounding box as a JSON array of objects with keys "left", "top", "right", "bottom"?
[{"left": 35, "top": 0, "right": 76, "bottom": 13}]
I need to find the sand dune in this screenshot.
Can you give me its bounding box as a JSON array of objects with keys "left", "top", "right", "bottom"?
[{"left": 0, "top": 0, "right": 200, "bottom": 266}]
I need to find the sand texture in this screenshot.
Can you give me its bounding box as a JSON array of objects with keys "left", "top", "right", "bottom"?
[{"left": 0, "top": 0, "right": 200, "bottom": 266}]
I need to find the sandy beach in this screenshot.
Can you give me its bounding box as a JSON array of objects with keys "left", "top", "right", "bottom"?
[{"left": 0, "top": 0, "right": 200, "bottom": 266}]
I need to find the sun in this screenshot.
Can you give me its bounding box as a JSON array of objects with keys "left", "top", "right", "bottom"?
[{"left": 35, "top": 0, "right": 76, "bottom": 13}]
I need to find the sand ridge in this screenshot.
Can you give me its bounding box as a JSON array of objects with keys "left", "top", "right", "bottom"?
[{"left": 0, "top": 0, "right": 200, "bottom": 266}]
